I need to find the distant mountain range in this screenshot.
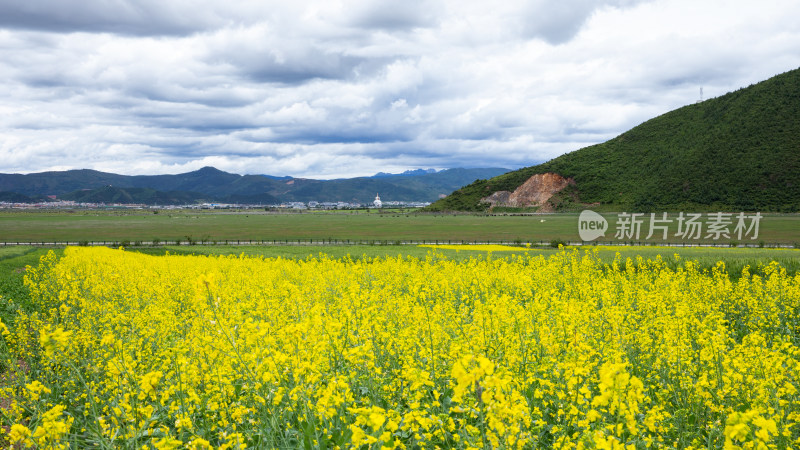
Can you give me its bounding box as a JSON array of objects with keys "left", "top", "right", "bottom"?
[
  {"left": 370, "top": 169, "right": 439, "bottom": 178},
  {"left": 0, "top": 167, "right": 510, "bottom": 205},
  {"left": 427, "top": 67, "right": 800, "bottom": 212}
]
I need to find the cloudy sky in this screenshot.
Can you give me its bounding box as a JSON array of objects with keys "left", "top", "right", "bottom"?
[{"left": 1, "top": 0, "right": 798, "bottom": 178}]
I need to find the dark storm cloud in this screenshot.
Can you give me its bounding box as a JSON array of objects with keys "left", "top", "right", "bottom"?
[
  {"left": 521, "top": 0, "right": 652, "bottom": 44},
  {"left": 121, "top": 84, "right": 256, "bottom": 109},
  {"left": 521, "top": 1, "right": 597, "bottom": 44},
  {"left": 269, "top": 129, "right": 412, "bottom": 145},
  {"left": 225, "top": 48, "right": 367, "bottom": 85},
  {"left": 350, "top": 0, "right": 442, "bottom": 30},
  {"left": 0, "top": 0, "right": 219, "bottom": 36}
]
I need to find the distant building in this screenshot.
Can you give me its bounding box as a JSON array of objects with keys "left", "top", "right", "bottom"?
[{"left": 373, "top": 193, "right": 382, "bottom": 208}]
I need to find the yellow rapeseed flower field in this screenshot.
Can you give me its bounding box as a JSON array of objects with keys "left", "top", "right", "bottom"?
[{"left": 1, "top": 246, "right": 799, "bottom": 449}]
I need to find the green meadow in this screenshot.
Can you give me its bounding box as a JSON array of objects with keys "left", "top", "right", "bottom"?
[{"left": 1, "top": 210, "right": 799, "bottom": 245}]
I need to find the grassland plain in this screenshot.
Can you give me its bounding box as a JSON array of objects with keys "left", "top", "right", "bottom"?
[
  {"left": 0, "top": 210, "right": 799, "bottom": 245},
  {"left": 1, "top": 246, "right": 799, "bottom": 449},
  {"left": 0, "top": 247, "right": 54, "bottom": 319}
]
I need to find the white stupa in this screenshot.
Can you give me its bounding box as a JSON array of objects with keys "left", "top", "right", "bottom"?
[{"left": 373, "top": 193, "right": 382, "bottom": 208}]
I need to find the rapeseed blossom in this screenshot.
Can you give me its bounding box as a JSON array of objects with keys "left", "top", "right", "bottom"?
[
  {"left": 8, "top": 424, "right": 32, "bottom": 447},
  {"left": 0, "top": 246, "right": 797, "bottom": 448},
  {"left": 38, "top": 326, "right": 72, "bottom": 358}
]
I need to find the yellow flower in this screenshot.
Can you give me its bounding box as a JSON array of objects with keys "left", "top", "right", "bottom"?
[
  {"left": 100, "top": 333, "right": 115, "bottom": 346},
  {"left": 39, "top": 326, "right": 72, "bottom": 357},
  {"left": 0, "top": 318, "right": 10, "bottom": 336},
  {"left": 25, "top": 380, "right": 52, "bottom": 401},
  {"left": 32, "top": 404, "right": 73, "bottom": 448},
  {"left": 586, "top": 409, "right": 602, "bottom": 422},
  {"left": 139, "top": 371, "right": 162, "bottom": 393},
  {"left": 9, "top": 424, "right": 32, "bottom": 446},
  {"left": 154, "top": 436, "right": 184, "bottom": 450},
  {"left": 189, "top": 437, "right": 214, "bottom": 449}
]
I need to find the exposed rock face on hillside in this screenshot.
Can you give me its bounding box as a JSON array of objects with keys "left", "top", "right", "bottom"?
[{"left": 481, "top": 173, "right": 574, "bottom": 210}]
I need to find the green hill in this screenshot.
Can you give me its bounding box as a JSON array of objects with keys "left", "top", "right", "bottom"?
[
  {"left": 427, "top": 68, "right": 800, "bottom": 213},
  {"left": 59, "top": 187, "right": 211, "bottom": 205},
  {"left": 0, "top": 191, "right": 44, "bottom": 203}
]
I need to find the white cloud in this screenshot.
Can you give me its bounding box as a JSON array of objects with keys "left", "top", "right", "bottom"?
[{"left": 0, "top": 0, "right": 799, "bottom": 178}]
